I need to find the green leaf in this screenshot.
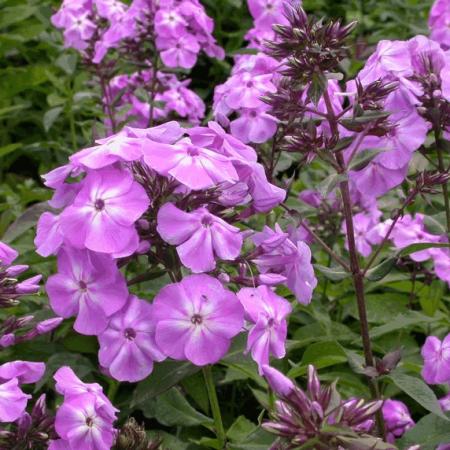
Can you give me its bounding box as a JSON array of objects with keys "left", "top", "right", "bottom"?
[
  {"left": 289, "top": 341, "right": 347, "bottom": 377},
  {"left": 131, "top": 360, "right": 199, "bottom": 407},
  {"left": 0, "top": 65, "right": 49, "bottom": 99},
  {"left": 2, "top": 202, "right": 49, "bottom": 243},
  {"left": 366, "top": 242, "right": 450, "bottom": 282},
  {"left": 365, "top": 256, "right": 396, "bottom": 281},
  {"left": 419, "top": 280, "right": 443, "bottom": 316},
  {"left": 0, "top": 143, "right": 22, "bottom": 158},
  {"left": 424, "top": 213, "right": 448, "bottom": 236},
  {"left": 369, "top": 311, "right": 436, "bottom": 339},
  {"left": 227, "top": 416, "right": 257, "bottom": 442},
  {"left": 43, "top": 107, "right": 64, "bottom": 132},
  {"left": 314, "top": 264, "right": 349, "bottom": 281},
  {"left": 317, "top": 173, "right": 347, "bottom": 197},
  {"left": 388, "top": 371, "right": 449, "bottom": 420},
  {"left": 142, "top": 387, "right": 213, "bottom": 427},
  {"left": 348, "top": 148, "right": 388, "bottom": 171},
  {"left": 397, "top": 413, "right": 450, "bottom": 450},
  {"left": 55, "top": 53, "right": 78, "bottom": 75},
  {"left": 228, "top": 428, "right": 275, "bottom": 450},
  {"left": 0, "top": 5, "right": 37, "bottom": 29}
]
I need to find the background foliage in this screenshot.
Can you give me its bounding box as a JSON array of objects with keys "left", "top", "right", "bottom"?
[{"left": 3, "top": 0, "right": 448, "bottom": 448}]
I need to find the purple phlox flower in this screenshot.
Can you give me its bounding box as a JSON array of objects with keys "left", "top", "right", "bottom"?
[
  {"left": 0, "top": 378, "right": 31, "bottom": 423},
  {"left": 156, "top": 34, "right": 200, "bottom": 69},
  {"left": 70, "top": 134, "right": 145, "bottom": 170},
  {"left": 230, "top": 107, "right": 278, "bottom": 144},
  {"left": 234, "top": 161, "right": 286, "bottom": 212},
  {"left": 429, "top": 0, "right": 450, "bottom": 49},
  {"left": 124, "top": 120, "right": 184, "bottom": 143},
  {"left": 382, "top": 399, "right": 414, "bottom": 443},
  {"left": 35, "top": 212, "right": 64, "bottom": 257},
  {"left": 247, "top": 0, "right": 289, "bottom": 30},
  {"left": 0, "top": 361, "right": 45, "bottom": 384},
  {"left": 143, "top": 137, "right": 238, "bottom": 190},
  {"left": 0, "top": 360, "right": 45, "bottom": 423},
  {"left": 60, "top": 167, "right": 149, "bottom": 256},
  {"left": 421, "top": 334, "right": 450, "bottom": 384},
  {"left": 342, "top": 211, "right": 383, "bottom": 257},
  {"left": 349, "top": 158, "right": 408, "bottom": 199},
  {"left": 156, "top": 82, "right": 206, "bottom": 124},
  {"left": 252, "top": 224, "right": 317, "bottom": 304},
  {"left": 0, "top": 241, "right": 18, "bottom": 266},
  {"left": 157, "top": 203, "right": 243, "bottom": 273},
  {"left": 390, "top": 214, "right": 442, "bottom": 262},
  {"left": 439, "top": 392, "right": 450, "bottom": 411},
  {"left": 238, "top": 285, "right": 292, "bottom": 372},
  {"left": 54, "top": 392, "right": 117, "bottom": 450},
  {"left": 155, "top": 7, "right": 188, "bottom": 37},
  {"left": 42, "top": 163, "right": 83, "bottom": 209},
  {"left": 433, "top": 248, "right": 450, "bottom": 287},
  {"left": 98, "top": 295, "right": 166, "bottom": 382},
  {"left": 46, "top": 247, "right": 128, "bottom": 335},
  {"left": 225, "top": 72, "right": 277, "bottom": 110},
  {"left": 188, "top": 121, "right": 258, "bottom": 162},
  {"left": 358, "top": 39, "right": 413, "bottom": 85},
  {"left": 153, "top": 274, "right": 244, "bottom": 366},
  {"left": 261, "top": 365, "right": 295, "bottom": 397}
]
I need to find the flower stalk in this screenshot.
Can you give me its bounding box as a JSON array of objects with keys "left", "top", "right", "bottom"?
[{"left": 203, "top": 366, "right": 226, "bottom": 449}]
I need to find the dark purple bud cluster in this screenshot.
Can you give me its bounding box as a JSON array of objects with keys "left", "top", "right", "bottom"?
[
  {"left": 263, "top": 365, "right": 387, "bottom": 450},
  {"left": 265, "top": 3, "right": 356, "bottom": 80}
]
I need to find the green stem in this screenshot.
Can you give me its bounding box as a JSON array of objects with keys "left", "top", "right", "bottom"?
[{"left": 203, "top": 366, "right": 226, "bottom": 449}]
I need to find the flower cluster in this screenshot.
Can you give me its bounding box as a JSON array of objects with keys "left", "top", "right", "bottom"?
[
  {"left": 51, "top": 0, "right": 223, "bottom": 66},
  {"left": 51, "top": 0, "right": 223, "bottom": 132},
  {"left": 262, "top": 365, "right": 385, "bottom": 449},
  {"left": 37, "top": 120, "right": 315, "bottom": 380},
  {"left": 50, "top": 366, "right": 118, "bottom": 449},
  {"left": 346, "top": 34, "right": 450, "bottom": 201},
  {"left": 213, "top": 0, "right": 286, "bottom": 144},
  {"left": 108, "top": 70, "right": 205, "bottom": 129}
]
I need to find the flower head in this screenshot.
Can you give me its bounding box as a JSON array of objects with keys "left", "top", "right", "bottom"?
[
  {"left": 238, "top": 286, "right": 291, "bottom": 372},
  {"left": 46, "top": 247, "right": 128, "bottom": 335},
  {"left": 157, "top": 203, "right": 243, "bottom": 273},
  {"left": 153, "top": 274, "right": 244, "bottom": 366},
  {"left": 421, "top": 334, "right": 450, "bottom": 384},
  {"left": 98, "top": 295, "right": 166, "bottom": 382}
]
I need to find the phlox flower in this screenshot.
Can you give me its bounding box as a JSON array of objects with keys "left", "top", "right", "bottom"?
[
  {"left": 252, "top": 225, "right": 317, "bottom": 304},
  {"left": 429, "top": 0, "right": 450, "bottom": 49},
  {"left": 35, "top": 212, "right": 64, "bottom": 257},
  {"left": 54, "top": 392, "right": 116, "bottom": 450},
  {"left": 156, "top": 35, "right": 200, "bottom": 69},
  {"left": 54, "top": 366, "right": 115, "bottom": 413},
  {"left": 153, "top": 274, "right": 244, "bottom": 366},
  {"left": 0, "top": 378, "right": 31, "bottom": 423},
  {"left": 0, "top": 241, "right": 18, "bottom": 265},
  {"left": 390, "top": 214, "right": 442, "bottom": 262},
  {"left": 433, "top": 249, "right": 450, "bottom": 287},
  {"left": 238, "top": 286, "right": 292, "bottom": 372},
  {"left": 46, "top": 247, "right": 128, "bottom": 335},
  {"left": 98, "top": 295, "right": 166, "bottom": 382},
  {"left": 0, "top": 360, "right": 45, "bottom": 423},
  {"left": 421, "top": 334, "right": 450, "bottom": 384},
  {"left": 230, "top": 108, "right": 278, "bottom": 144},
  {"left": 143, "top": 138, "right": 238, "bottom": 190},
  {"left": 382, "top": 399, "right": 414, "bottom": 443},
  {"left": 60, "top": 167, "right": 149, "bottom": 256},
  {"left": 157, "top": 203, "right": 243, "bottom": 273},
  {"left": 0, "top": 361, "right": 45, "bottom": 384}
]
